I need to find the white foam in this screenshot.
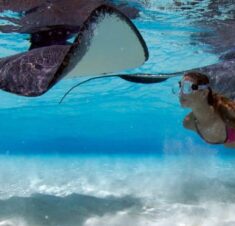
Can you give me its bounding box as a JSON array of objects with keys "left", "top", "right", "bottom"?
[
  {"left": 0, "top": 218, "right": 27, "bottom": 226},
  {"left": 0, "top": 147, "right": 233, "bottom": 201},
  {"left": 0, "top": 149, "right": 235, "bottom": 225},
  {"left": 84, "top": 202, "right": 235, "bottom": 226}
]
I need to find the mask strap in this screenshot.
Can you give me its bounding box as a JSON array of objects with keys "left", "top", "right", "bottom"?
[{"left": 197, "top": 84, "right": 209, "bottom": 90}]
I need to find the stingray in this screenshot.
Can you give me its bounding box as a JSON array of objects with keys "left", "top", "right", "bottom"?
[
  {"left": 0, "top": 0, "right": 140, "bottom": 49},
  {"left": 0, "top": 5, "right": 148, "bottom": 97},
  {"left": 176, "top": 0, "right": 235, "bottom": 55},
  {"left": 0, "top": 0, "right": 139, "bottom": 18}
]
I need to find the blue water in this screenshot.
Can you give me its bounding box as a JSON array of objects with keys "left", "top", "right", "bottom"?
[{"left": 0, "top": 1, "right": 235, "bottom": 226}]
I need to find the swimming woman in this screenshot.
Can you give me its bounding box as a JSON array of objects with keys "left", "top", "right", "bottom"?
[{"left": 179, "top": 72, "right": 235, "bottom": 148}]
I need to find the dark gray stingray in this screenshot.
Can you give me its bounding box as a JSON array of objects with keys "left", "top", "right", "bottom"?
[
  {"left": 0, "top": 45, "right": 70, "bottom": 96},
  {"left": 0, "top": 0, "right": 139, "bottom": 49},
  {"left": 0, "top": 0, "right": 139, "bottom": 34},
  {"left": 185, "top": 0, "right": 235, "bottom": 56},
  {"left": 152, "top": 0, "right": 235, "bottom": 57},
  {"left": 0, "top": 0, "right": 139, "bottom": 18},
  {"left": 197, "top": 59, "right": 235, "bottom": 99},
  {"left": 0, "top": 0, "right": 43, "bottom": 12},
  {"left": 0, "top": 5, "right": 148, "bottom": 97},
  {"left": 220, "top": 48, "right": 235, "bottom": 61},
  {"left": 192, "top": 20, "right": 235, "bottom": 56}
]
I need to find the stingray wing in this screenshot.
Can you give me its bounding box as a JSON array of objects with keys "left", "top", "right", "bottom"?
[
  {"left": 0, "top": 0, "right": 44, "bottom": 12},
  {"left": 61, "top": 5, "right": 148, "bottom": 78},
  {"left": 0, "top": 45, "right": 70, "bottom": 96}
]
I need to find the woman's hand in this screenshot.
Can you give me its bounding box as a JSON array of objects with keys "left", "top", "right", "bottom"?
[{"left": 183, "top": 112, "right": 196, "bottom": 131}]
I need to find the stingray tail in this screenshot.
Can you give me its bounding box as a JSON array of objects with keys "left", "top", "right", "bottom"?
[
  {"left": 118, "top": 71, "right": 184, "bottom": 84},
  {"left": 59, "top": 70, "right": 186, "bottom": 104},
  {"left": 59, "top": 75, "right": 116, "bottom": 104}
]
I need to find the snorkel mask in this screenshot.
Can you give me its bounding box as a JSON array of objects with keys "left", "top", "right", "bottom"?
[{"left": 172, "top": 80, "right": 209, "bottom": 95}]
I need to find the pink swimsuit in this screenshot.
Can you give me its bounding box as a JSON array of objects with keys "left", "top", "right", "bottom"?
[
  {"left": 226, "top": 127, "right": 235, "bottom": 143},
  {"left": 195, "top": 117, "right": 235, "bottom": 144}
]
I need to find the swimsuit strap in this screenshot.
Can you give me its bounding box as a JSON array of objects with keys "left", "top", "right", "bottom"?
[{"left": 194, "top": 116, "right": 227, "bottom": 144}]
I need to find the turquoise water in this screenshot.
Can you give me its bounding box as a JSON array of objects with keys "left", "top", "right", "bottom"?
[{"left": 0, "top": 1, "right": 235, "bottom": 226}]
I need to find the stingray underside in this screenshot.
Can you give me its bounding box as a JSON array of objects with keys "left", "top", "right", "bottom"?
[{"left": 59, "top": 5, "right": 149, "bottom": 79}]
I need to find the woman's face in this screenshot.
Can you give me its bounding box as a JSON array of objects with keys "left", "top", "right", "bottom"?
[{"left": 179, "top": 76, "right": 208, "bottom": 108}]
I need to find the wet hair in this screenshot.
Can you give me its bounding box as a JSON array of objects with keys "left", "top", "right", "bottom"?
[
  {"left": 184, "top": 72, "right": 235, "bottom": 124},
  {"left": 184, "top": 72, "right": 209, "bottom": 85},
  {"left": 184, "top": 71, "right": 213, "bottom": 105}
]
